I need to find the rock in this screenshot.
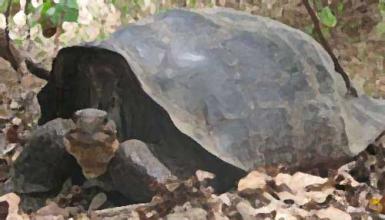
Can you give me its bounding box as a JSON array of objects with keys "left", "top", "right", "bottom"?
[
  {"left": 37, "top": 8, "right": 385, "bottom": 176},
  {"left": 11, "top": 118, "right": 78, "bottom": 194},
  {"left": 11, "top": 117, "right": 22, "bottom": 126},
  {"left": 9, "top": 100, "right": 20, "bottom": 110},
  {"left": 108, "top": 139, "right": 175, "bottom": 202},
  {"left": 195, "top": 170, "right": 215, "bottom": 182},
  {"left": 9, "top": 109, "right": 136, "bottom": 211},
  {"left": 63, "top": 108, "right": 119, "bottom": 179},
  {"left": 88, "top": 192, "right": 107, "bottom": 212}
]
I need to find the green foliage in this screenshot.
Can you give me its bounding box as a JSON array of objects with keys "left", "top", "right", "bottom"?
[
  {"left": 133, "top": 0, "right": 145, "bottom": 8},
  {"left": 376, "top": 22, "right": 385, "bottom": 35},
  {"left": 187, "top": 0, "right": 197, "bottom": 8},
  {"left": 337, "top": 2, "right": 344, "bottom": 14},
  {"left": 304, "top": 24, "right": 314, "bottom": 35},
  {"left": 40, "top": 0, "right": 79, "bottom": 26},
  {"left": 376, "top": 0, "right": 385, "bottom": 36},
  {"left": 318, "top": 6, "right": 337, "bottom": 28},
  {"left": 379, "top": 0, "right": 385, "bottom": 14},
  {"left": 0, "top": 0, "right": 9, "bottom": 13},
  {"left": 24, "top": 0, "right": 78, "bottom": 37},
  {"left": 1, "top": 0, "right": 383, "bottom": 49}
]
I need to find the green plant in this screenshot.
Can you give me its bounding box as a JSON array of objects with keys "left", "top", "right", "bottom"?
[
  {"left": 376, "top": 0, "right": 385, "bottom": 35},
  {"left": 1, "top": 0, "right": 79, "bottom": 38},
  {"left": 318, "top": 6, "right": 337, "bottom": 28}
]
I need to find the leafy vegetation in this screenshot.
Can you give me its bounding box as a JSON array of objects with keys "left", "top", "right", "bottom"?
[{"left": 319, "top": 6, "right": 337, "bottom": 28}]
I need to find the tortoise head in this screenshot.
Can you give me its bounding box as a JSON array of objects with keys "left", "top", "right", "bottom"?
[{"left": 63, "top": 108, "right": 119, "bottom": 179}]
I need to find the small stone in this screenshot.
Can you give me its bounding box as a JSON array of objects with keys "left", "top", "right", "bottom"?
[
  {"left": 11, "top": 118, "right": 77, "bottom": 194},
  {"left": 11, "top": 117, "right": 22, "bottom": 126},
  {"left": 9, "top": 100, "right": 20, "bottom": 110},
  {"left": 145, "top": 210, "right": 156, "bottom": 218},
  {"left": 88, "top": 192, "right": 107, "bottom": 212},
  {"left": 165, "top": 182, "right": 181, "bottom": 192},
  {"left": 3, "top": 143, "right": 17, "bottom": 155},
  {"left": 196, "top": 170, "right": 215, "bottom": 182}
]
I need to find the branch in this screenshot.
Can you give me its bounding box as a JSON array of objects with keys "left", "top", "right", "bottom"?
[
  {"left": 302, "top": 0, "right": 358, "bottom": 97},
  {"left": 53, "top": 0, "right": 67, "bottom": 53},
  {"left": 25, "top": 59, "right": 50, "bottom": 80},
  {"left": 1, "top": 0, "right": 19, "bottom": 71}
]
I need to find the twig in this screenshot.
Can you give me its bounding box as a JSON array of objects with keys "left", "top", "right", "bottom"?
[
  {"left": 302, "top": 0, "right": 358, "bottom": 97},
  {"left": 4, "top": 0, "right": 11, "bottom": 43},
  {"left": 3, "top": 0, "right": 19, "bottom": 71},
  {"left": 25, "top": 0, "right": 31, "bottom": 41},
  {"left": 54, "top": 0, "right": 67, "bottom": 53}
]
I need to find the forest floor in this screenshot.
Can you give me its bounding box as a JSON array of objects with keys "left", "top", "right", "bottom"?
[{"left": 0, "top": 1, "right": 385, "bottom": 219}]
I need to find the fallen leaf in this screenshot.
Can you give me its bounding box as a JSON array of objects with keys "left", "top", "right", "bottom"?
[
  {"left": 0, "top": 193, "right": 22, "bottom": 219},
  {"left": 165, "top": 182, "right": 180, "bottom": 192},
  {"left": 315, "top": 206, "right": 351, "bottom": 220},
  {"left": 36, "top": 202, "right": 69, "bottom": 218},
  {"left": 238, "top": 170, "right": 270, "bottom": 191},
  {"left": 275, "top": 172, "right": 328, "bottom": 190}
]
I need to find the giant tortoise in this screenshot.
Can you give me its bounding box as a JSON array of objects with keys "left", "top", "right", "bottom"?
[{"left": 37, "top": 8, "right": 385, "bottom": 175}]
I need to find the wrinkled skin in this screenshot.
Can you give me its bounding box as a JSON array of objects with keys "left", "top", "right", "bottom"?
[{"left": 63, "top": 109, "right": 119, "bottom": 178}]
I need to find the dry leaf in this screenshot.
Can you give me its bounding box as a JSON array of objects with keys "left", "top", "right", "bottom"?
[
  {"left": 237, "top": 170, "right": 270, "bottom": 191},
  {"left": 315, "top": 206, "right": 351, "bottom": 220},
  {"left": 36, "top": 202, "right": 69, "bottom": 218}
]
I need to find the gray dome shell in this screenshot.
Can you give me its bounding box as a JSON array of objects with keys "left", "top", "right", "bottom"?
[{"left": 90, "top": 8, "right": 385, "bottom": 170}]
